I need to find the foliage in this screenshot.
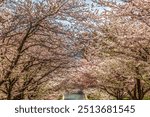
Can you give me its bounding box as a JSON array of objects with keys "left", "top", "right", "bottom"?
[
  {"left": 0, "top": 0, "right": 90, "bottom": 99},
  {"left": 1, "top": 0, "right": 150, "bottom": 100}
]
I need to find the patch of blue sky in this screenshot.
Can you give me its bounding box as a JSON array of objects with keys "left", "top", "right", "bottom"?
[{"left": 86, "top": 0, "right": 124, "bottom": 12}]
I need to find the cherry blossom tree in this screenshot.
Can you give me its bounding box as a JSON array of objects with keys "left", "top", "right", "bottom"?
[
  {"left": 0, "top": 0, "right": 90, "bottom": 99},
  {"left": 88, "top": 0, "right": 150, "bottom": 99}
]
